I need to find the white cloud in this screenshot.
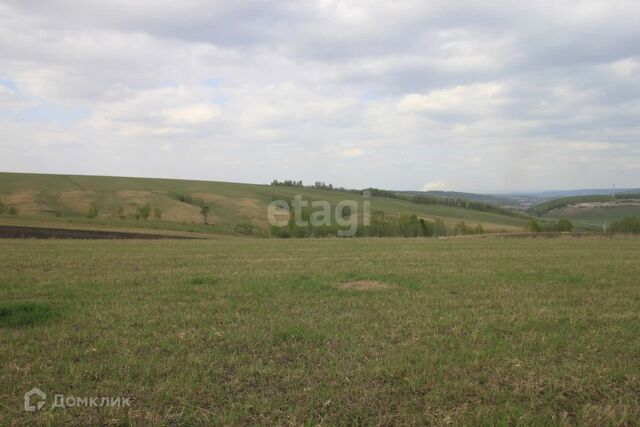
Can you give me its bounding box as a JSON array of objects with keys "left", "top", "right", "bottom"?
[
  {"left": 422, "top": 180, "right": 448, "bottom": 191},
  {"left": 608, "top": 58, "right": 639, "bottom": 79},
  {"left": 162, "top": 103, "right": 221, "bottom": 125},
  {"left": 397, "top": 83, "right": 504, "bottom": 115}
]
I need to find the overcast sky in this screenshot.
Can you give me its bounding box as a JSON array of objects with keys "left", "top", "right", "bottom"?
[{"left": 1, "top": 1, "right": 639, "bottom": 193}]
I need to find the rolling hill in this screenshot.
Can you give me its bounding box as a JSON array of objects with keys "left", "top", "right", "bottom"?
[
  {"left": 527, "top": 193, "right": 640, "bottom": 228},
  {"left": 0, "top": 172, "right": 531, "bottom": 236}
]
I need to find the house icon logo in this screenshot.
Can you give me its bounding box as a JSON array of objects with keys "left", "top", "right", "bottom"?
[{"left": 24, "top": 387, "right": 46, "bottom": 412}]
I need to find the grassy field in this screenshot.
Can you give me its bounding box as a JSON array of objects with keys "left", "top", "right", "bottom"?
[
  {"left": 2, "top": 237, "right": 640, "bottom": 425},
  {"left": 0, "top": 172, "right": 528, "bottom": 236}
]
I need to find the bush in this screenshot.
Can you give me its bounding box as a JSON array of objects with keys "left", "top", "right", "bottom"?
[
  {"left": 8, "top": 206, "right": 18, "bottom": 215},
  {"left": 136, "top": 204, "right": 151, "bottom": 220},
  {"left": 87, "top": 203, "right": 98, "bottom": 219},
  {"left": 0, "top": 200, "right": 5, "bottom": 214},
  {"left": 454, "top": 221, "right": 475, "bottom": 235},
  {"left": 234, "top": 223, "right": 255, "bottom": 235},
  {"left": 419, "top": 219, "right": 434, "bottom": 237},
  {"left": 270, "top": 225, "right": 290, "bottom": 238},
  {"left": 528, "top": 219, "right": 543, "bottom": 232},
  {"left": 433, "top": 219, "right": 447, "bottom": 237},
  {"left": 555, "top": 218, "right": 573, "bottom": 232},
  {"left": 153, "top": 208, "right": 162, "bottom": 219}
]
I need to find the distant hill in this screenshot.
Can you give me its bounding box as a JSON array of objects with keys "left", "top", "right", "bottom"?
[
  {"left": 507, "top": 188, "right": 640, "bottom": 200},
  {"left": 399, "top": 190, "right": 518, "bottom": 206},
  {"left": 0, "top": 172, "right": 529, "bottom": 236},
  {"left": 526, "top": 193, "right": 640, "bottom": 227}
]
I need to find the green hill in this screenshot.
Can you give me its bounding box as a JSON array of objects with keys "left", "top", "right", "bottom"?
[
  {"left": 527, "top": 194, "right": 640, "bottom": 227},
  {"left": 0, "top": 172, "right": 530, "bottom": 236}
]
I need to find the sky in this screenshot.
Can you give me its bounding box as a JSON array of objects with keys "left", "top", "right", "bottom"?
[{"left": 0, "top": 0, "right": 639, "bottom": 193}]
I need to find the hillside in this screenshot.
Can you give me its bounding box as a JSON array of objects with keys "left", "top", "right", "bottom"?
[
  {"left": 398, "top": 190, "right": 519, "bottom": 206},
  {"left": 0, "top": 172, "right": 530, "bottom": 236},
  {"left": 527, "top": 194, "right": 640, "bottom": 227}
]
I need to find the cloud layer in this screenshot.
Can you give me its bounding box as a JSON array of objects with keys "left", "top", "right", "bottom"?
[{"left": 1, "top": 0, "right": 639, "bottom": 192}]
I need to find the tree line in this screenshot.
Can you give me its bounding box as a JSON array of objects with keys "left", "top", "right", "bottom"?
[
  {"left": 527, "top": 218, "right": 574, "bottom": 232},
  {"left": 269, "top": 208, "right": 486, "bottom": 238},
  {"left": 608, "top": 217, "right": 640, "bottom": 234}
]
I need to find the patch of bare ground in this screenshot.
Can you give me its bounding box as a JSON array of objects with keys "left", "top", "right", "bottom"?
[
  {"left": 338, "top": 280, "right": 398, "bottom": 290},
  {"left": 1, "top": 191, "right": 48, "bottom": 214},
  {"left": 58, "top": 191, "right": 95, "bottom": 212}
]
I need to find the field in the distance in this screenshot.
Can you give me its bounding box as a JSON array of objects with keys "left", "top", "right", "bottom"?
[
  {"left": 0, "top": 172, "right": 528, "bottom": 236},
  {"left": 2, "top": 237, "right": 639, "bottom": 425}
]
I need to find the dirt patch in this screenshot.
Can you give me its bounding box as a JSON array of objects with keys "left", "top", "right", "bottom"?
[
  {"left": 192, "top": 193, "right": 266, "bottom": 225},
  {"left": 58, "top": 191, "right": 95, "bottom": 213},
  {"left": 162, "top": 203, "right": 205, "bottom": 223},
  {"left": 115, "top": 190, "right": 153, "bottom": 205},
  {"left": 338, "top": 280, "right": 398, "bottom": 290},
  {"left": 1, "top": 191, "right": 47, "bottom": 214}
]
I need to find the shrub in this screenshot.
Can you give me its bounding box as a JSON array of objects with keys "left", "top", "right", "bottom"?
[
  {"left": 8, "top": 206, "right": 18, "bottom": 215},
  {"left": 454, "top": 221, "right": 475, "bottom": 235},
  {"left": 87, "top": 203, "right": 98, "bottom": 219},
  {"left": 555, "top": 218, "right": 573, "bottom": 232},
  {"left": 419, "top": 218, "right": 434, "bottom": 237},
  {"left": 433, "top": 219, "right": 447, "bottom": 237},
  {"left": 234, "top": 223, "right": 255, "bottom": 235},
  {"left": 528, "top": 219, "right": 543, "bottom": 232},
  {"left": 137, "top": 204, "right": 151, "bottom": 220},
  {"left": 153, "top": 208, "right": 162, "bottom": 219}
]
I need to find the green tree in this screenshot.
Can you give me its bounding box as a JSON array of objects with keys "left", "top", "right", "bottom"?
[
  {"left": 556, "top": 218, "right": 573, "bottom": 232},
  {"left": 370, "top": 210, "right": 387, "bottom": 237},
  {"left": 433, "top": 219, "right": 447, "bottom": 237},
  {"left": 137, "top": 204, "right": 151, "bottom": 220},
  {"left": 419, "top": 218, "right": 434, "bottom": 237},
  {"left": 454, "top": 221, "right": 469, "bottom": 235},
  {"left": 528, "top": 219, "right": 543, "bottom": 232}
]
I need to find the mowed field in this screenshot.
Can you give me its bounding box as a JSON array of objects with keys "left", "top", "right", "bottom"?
[{"left": 2, "top": 237, "right": 640, "bottom": 425}]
